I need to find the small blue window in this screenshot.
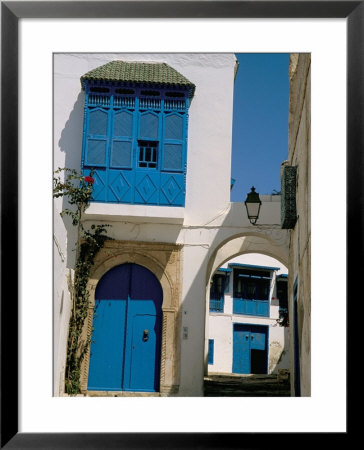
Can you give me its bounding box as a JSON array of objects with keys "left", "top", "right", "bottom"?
[
  {"left": 138, "top": 141, "right": 158, "bottom": 169},
  {"left": 208, "top": 339, "right": 214, "bottom": 365},
  {"left": 210, "top": 274, "right": 225, "bottom": 313}
]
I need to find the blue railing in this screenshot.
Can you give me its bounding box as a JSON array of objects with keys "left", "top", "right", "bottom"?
[
  {"left": 233, "top": 298, "right": 269, "bottom": 317},
  {"left": 209, "top": 297, "right": 224, "bottom": 313}
]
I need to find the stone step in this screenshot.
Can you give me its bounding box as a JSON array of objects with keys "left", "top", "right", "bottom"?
[{"left": 204, "top": 374, "right": 291, "bottom": 397}]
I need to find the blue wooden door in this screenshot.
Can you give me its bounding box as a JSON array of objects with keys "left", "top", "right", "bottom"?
[
  {"left": 232, "top": 324, "right": 251, "bottom": 374},
  {"left": 88, "top": 263, "right": 163, "bottom": 392},
  {"left": 233, "top": 324, "right": 268, "bottom": 374}
]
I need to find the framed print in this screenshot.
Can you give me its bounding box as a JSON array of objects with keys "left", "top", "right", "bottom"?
[{"left": 1, "top": 1, "right": 359, "bottom": 448}]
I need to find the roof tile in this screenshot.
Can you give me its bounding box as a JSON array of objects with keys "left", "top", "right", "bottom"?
[{"left": 81, "top": 60, "right": 195, "bottom": 97}]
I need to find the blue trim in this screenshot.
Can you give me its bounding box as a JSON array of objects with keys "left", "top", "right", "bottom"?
[
  {"left": 233, "top": 298, "right": 270, "bottom": 317},
  {"left": 208, "top": 339, "right": 214, "bottom": 365},
  {"left": 217, "top": 268, "right": 232, "bottom": 273},
  {"left": 228, "top": 263, "right": 280, "bottom": 271},
  {"left": 238, "top": 274, "right": 272, "bottom": 280},
  {"left": 277, "top": 274, "right": 288, "bottom": 279}
]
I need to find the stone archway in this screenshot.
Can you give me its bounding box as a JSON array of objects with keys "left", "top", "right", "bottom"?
[
  {"left": 80, "top": 240, "right": 183, "bottom": 396},
  {"left": 207, "top": 232, "right": 289, "bottom": 284}
]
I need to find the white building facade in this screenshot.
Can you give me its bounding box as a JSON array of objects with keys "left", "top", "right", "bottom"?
[
  {"left": 207, "top": 253, "right": 289, "bottom": 376},
  {"left": 53, "top": 53, "right": 290, "bottom": 397}
]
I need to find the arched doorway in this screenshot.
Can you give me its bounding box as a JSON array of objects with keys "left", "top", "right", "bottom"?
[
  {"left": 87, "top": 263, "right": 163, "bottom": 392},
  {"left": 206, "top": 251, "right": 289, "bottom": 378}
]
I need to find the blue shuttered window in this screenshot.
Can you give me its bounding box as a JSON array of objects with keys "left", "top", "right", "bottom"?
[
  {"left": 233, "top": 269, "right": 271, "bottom": 317},
  {"left": 209, "top": 274, "right": 225, "bottom": 313},
  {"left": 81, "top": 84, "right": 190, "bottom": 206}
]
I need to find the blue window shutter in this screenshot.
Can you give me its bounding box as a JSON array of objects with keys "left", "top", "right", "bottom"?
[
  {"left": 89, "top": 109, "right": 108, "bottom": 135},
  {"left": 139, "top": 112, "right": 159, "bottom": 140},
  {"left": 111, "top": 141, "right": 132, "bottom": 168},
  {"left": 163, "top": 144, "right": 183, "bottom": 170},
  {"left": 224, "top": 273, "right": 230, "bottom": 293},
  {"left": 208, "top": 339, "right": 214, "bottom": 365},
  {"left": 163, "top": 113, "right": 184, "bottom": 171},
  {"left": 113, "top": 110, "right": 133, "bottom": 136},
  {"left": 85, "top": 108, "right": 109, "bottom": 167},
  {"left": 111, "top": 110, "right": 134, "bottom": 169},
  {"left": 165, "top": 114, "right": 183, "bottom": 140},
  {"left": 209, "top": 275, "right": 225, "bottom": 312},
  {"left": 86, "top": 139, "right": 107, "bottom": 166}
]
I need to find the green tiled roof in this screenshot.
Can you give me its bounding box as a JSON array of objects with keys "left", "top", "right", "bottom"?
[{"left": 81, "top": 60, "right": 195, "bottom": 97}]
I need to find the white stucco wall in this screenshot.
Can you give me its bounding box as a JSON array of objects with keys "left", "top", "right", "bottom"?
[{"left": 207, "top": 253, "right": 290, "bottom": 375}]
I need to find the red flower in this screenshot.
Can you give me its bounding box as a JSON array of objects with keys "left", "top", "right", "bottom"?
[{"left": 84, "top": 176, "right": 94, "bottom": 184}]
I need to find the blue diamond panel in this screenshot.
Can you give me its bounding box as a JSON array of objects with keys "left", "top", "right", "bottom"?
[
  {"left": 134, "top": 172, "right": 159, "bottom": 204},
  {"left": 108, "top": 169, "right": 133, "bottom": 203},
  {"left": 83, "top": 168, "right": 107, "bottom": 202},
  {"left": 160, "top": 173, "right": 184, "bottom": 206}
]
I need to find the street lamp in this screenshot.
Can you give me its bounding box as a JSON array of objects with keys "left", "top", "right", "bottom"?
[{"left": 245, "top": 186, "right": 261, "bottom": 225}]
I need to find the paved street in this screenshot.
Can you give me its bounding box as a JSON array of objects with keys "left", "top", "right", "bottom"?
[{"left": 204, "top": 373, "right": 291, "bottom": 397}]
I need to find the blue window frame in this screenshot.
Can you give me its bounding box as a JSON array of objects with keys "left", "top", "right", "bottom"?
[
  {"left": 233, "top": 268, "right": 271, "bottom": 317},
  {"left": 208, "top": 339, "right": 214, "bottom": 365},
  {"left": 81, "top": 83, "right": 191, "bottom": 206},
  {"left": 209, "top": 274, "right": 225, "bottom": 312}
]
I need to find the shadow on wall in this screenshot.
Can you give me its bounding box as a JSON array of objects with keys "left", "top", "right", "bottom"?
[
  {"left": 269, "top": 326, "right": 290, "bottom": 375},
  {"left": 57, "top": 91, "right": 85, "bottom": 269}
]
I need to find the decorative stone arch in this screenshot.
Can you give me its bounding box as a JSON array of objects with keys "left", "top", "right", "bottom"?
[
  {"left": 80, "top": 240, "right": 183, "bottom": 396},
  {"left": 207, "top": 230, "right": 289, "bottom": 286}
]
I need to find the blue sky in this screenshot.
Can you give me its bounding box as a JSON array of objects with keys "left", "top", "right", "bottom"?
[{"left": 230, "top": 53, "right": 290, "bottom": 202}]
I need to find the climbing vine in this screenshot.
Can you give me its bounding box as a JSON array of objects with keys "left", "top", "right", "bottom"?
[{"left": 53, "top": 168, "right": 111, "bottom": 395}]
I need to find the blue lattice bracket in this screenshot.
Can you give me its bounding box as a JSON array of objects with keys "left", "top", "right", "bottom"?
[{"left": 281, "top": 165, "right": 297, "bottom": 229}]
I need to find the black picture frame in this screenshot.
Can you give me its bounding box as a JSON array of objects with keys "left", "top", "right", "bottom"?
[{"left": 1, "top": 1, "right": 358, "bottom": 448}]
